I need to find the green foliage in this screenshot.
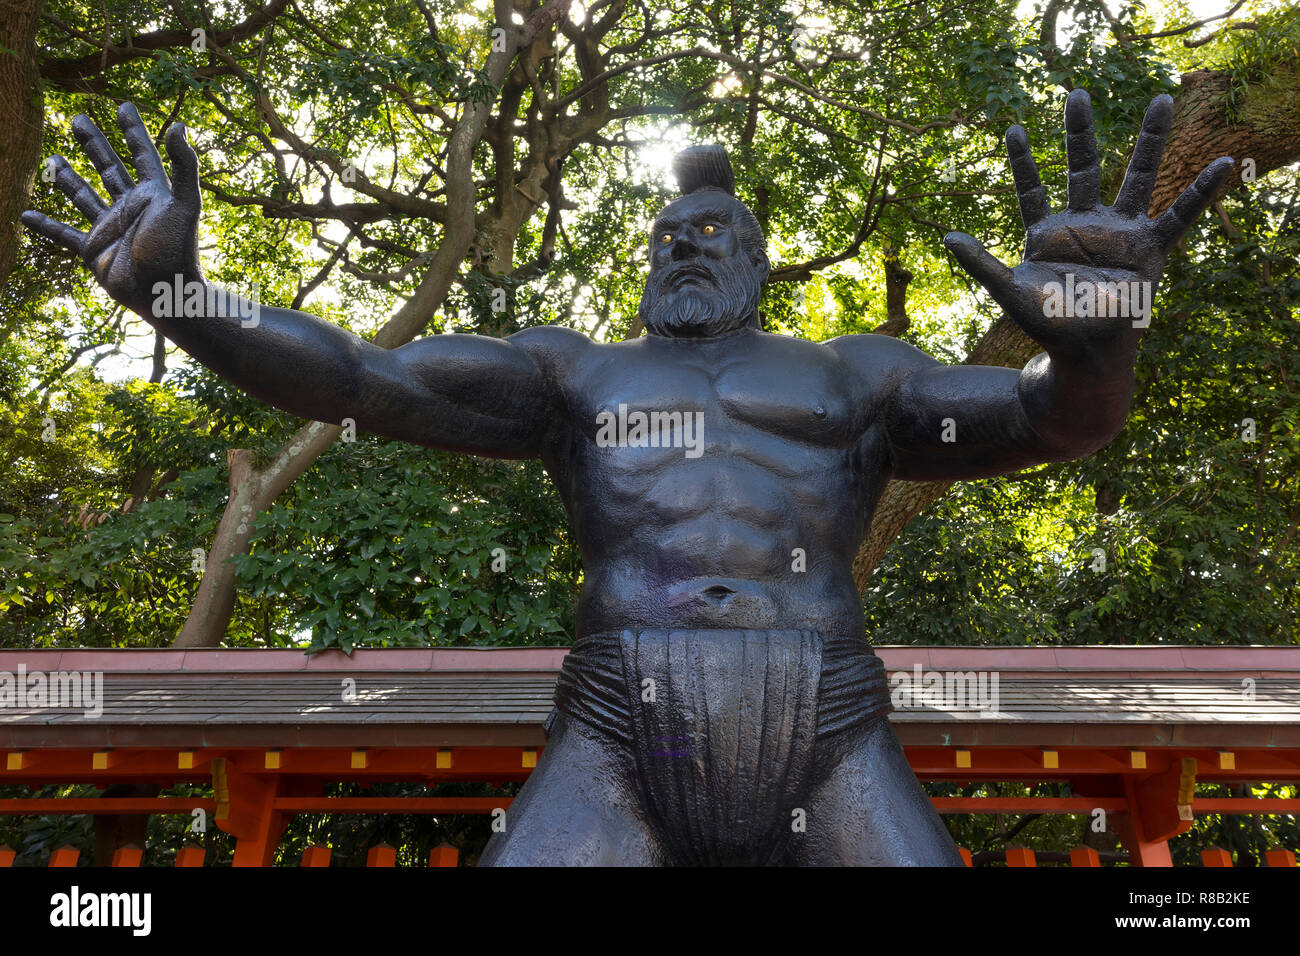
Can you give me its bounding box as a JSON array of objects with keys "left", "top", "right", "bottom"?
[
  {"left": 4, "top": 0, "right": 1296, "bottom": 865},
  {"left": 232, "top": 438, "right": 579, "bottom": 652}
]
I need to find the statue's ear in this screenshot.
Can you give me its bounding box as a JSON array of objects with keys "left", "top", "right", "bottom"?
[{"left": 753, "top": 250, "right": 771, "bottom": 284}]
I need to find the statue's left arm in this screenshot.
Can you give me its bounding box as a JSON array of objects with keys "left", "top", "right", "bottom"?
[{"left": 832, "top": 90, "right": 1233, "bottom": 482}]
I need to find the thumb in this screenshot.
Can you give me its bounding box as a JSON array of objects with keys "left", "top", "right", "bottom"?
[
  {"left": 943, "top": 231, "right": 1015, "bottom": 307},
  {"left": 165, "top": 123, "right": 201, "bottom": 213}
]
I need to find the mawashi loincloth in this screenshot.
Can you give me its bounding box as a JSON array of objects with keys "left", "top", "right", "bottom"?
[{"left": 548, "top": 628, "right": 892, "bottom": 865}]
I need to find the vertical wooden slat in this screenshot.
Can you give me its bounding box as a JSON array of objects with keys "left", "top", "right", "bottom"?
[
  {"left": 1201, "top": 848, "right": 1233, "bottom": 867},
  {"left": 1069, "top": 847, "right": 1101, "bottom": 867},
  {"left": 112, "top": 845, "right": 144, "bottom": 867},
  {"left": 366, "top": 843, "right": 396, "bottom": 867},
  {"left": 301, "top": 845, "right": 332, "bottom": 867},
  {"left": 175, "top": 844, "right": 205, "bottom": 867},
  {"left": 48, "top": 845, "right": 79, "bottom": 867},
  {"left": 429, "top": 844, "right": 458, "bottom": 867},
  {"left": 1005, "top": 846, "right": 1036, "bottom": 867}
]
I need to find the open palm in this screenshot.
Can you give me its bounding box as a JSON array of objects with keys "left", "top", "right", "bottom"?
[
  {"left": 22, "top": 102, "right": 202, "bottom": 314},
  {"left": 943, "top": 90, "right": 1234, "bottom": 357}
]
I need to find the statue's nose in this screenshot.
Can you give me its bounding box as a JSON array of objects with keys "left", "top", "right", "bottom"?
[{"left": 671, "top": 231, "right": 700, "bottom": 261}]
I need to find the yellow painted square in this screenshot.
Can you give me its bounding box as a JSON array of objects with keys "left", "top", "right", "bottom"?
[
  {"left": 522, "top": 749, "right": 538, "bottom": 769},
  {"left": 435, "top": 749, "right": 452, "bottom": 769},
  {"left": 955, "top": 750, "right": 971, "bottom": 768},
  {"left": 1130, "top": 751, "right": 1146, "bottom": 769}
]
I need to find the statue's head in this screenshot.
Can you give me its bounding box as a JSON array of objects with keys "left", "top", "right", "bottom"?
[{"left": 638, "top": 146, "right": 770, "bottom": 338}]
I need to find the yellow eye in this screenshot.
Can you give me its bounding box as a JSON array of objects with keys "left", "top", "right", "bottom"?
[
  {"left": 660, "top": 233, "right": 672, "bottom": 244},
  {"left": 702, "top": 224, "right": 716, "bottom": 235}
]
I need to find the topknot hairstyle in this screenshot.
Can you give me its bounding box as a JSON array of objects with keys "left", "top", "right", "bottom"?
[{"left": 673, "top": 144, "right": 736, "bottom": 196}]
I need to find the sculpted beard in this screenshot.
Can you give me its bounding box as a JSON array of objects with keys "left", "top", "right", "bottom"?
[{"left": 639, "top": 252, "right": 763, "bottom": 338}]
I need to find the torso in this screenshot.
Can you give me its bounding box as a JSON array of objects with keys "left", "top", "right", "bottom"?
[{"left": 520, "top": 327, "right": 898, "bottom": 641}]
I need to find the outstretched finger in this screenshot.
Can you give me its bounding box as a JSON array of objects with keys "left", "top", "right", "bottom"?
[
  {"left": 117, "top": 102, "right": 167, "bottom": 184},
  {"left": 1154, "top": 156, "right": 1236, "bottom": 250},
  {"left": 1007, "top": 125, "right": 1049, "bottom": 229},
  {"left": 1065, "top": 89, "right": 1100, "bottom": 212},
  {"left": 20, "top": 210, "right": 88, "bottom": 255},
  {"left": 165, "top": 123, "right": 201, "bottom": 212},
  {"left": 943, "top": 231, "right": 1016, "bottom": 305},
  {"left": 72, "top": 115, "right": 134, "bottom": 198},
  {"left": 49, "top": 155, "right": 109, "bottom": 224},
  {"left": 1113, "top": 95, "right": 1174, "bottom": 217}
]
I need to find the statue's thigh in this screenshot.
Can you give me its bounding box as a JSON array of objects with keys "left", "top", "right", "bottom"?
[
  {"left": 478, "top": 713, "right": 665, "bottom": 866},
  {"left": 787, "top": 718, "right": 965, "bottom": 866}
]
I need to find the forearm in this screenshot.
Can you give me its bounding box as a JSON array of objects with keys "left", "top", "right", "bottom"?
[
  {"left": 880, "top": 334, "right": 1140, "bottom": 481},
  {"left": 131, "top": 273, "right": 373, "bottom": 424}
]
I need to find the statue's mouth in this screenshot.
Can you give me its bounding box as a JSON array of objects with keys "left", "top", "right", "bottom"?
[{"left": 667, "top": 264, "right": 716, "bottom": 289}]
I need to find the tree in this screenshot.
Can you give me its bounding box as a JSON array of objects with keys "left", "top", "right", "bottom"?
[{"left": 4, "top": 0, "right": 1298, "bottom": 647}]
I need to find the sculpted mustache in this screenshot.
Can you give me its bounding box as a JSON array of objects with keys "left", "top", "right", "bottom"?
[{"left": 659, "top": 262, "right": 722, "bottom": 290}]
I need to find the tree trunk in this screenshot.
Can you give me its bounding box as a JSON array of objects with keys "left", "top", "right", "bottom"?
[
  {"left": 171, "top": 1, "right": 571, "bottom": 646},
  {"left": 0, "top": 0, "right": 44, "bottom": 297}
]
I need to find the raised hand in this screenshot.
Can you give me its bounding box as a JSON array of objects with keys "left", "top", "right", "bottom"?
[
  {"left": 22, "top": 102, "right": 202, "bottom": 314},
  {"left": 943, "top": 89, "right": 1234, "bottom": 360}
]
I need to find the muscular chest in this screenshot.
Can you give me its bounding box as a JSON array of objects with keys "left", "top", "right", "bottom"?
[{"left": 571, "top": 345, "right": 860, "bottom": 450}]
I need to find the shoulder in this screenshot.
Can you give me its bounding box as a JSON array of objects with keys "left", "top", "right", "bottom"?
[
  {"left": 824, "top": 332, "right": 938, "bottom": 373},
  {"left": 823, "top": 333, "right": 942, "bottom": 405},
  {"left": 507, "top": 324, "right": 594, "bottom": 374}
]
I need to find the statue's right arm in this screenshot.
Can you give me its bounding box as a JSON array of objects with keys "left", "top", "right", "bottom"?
[
  {"left": 158, "top": 300, "right": 566, "bottom": 458},
  {"left": 21, "top": 103, "right": 575, "bottom": 459}
]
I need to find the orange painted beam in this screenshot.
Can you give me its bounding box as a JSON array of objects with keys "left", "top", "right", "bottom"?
[
  {"left": 932, "top": 798, "right": 1128, "bottom": 814},
  {"left": 272, "top": 797, "right": 513, "bottom": 814},
  {"left": 112, "top": 845, "right": 144, "bottom": 867},
  {"left": 48, "top": 846, "right": 79, "bottom": 867},
  {"left": 957, "top": 847, "right": 972, "bottom": 867},
  {"left": 0, "top": 798, "right": 215, "bottom": 814},
  {"left": 301, "top": 845, "right": 332, "bottom": 867},
  {"left": 1005, "top": 847, "right": 1037, "bottom": 867},
  {"left": 366, "top": 844, "right": 396, "bottom": 867},
  {"left": 0, "top": 845, "right": 15, "bottom": 867},
  {"left": 1191, "top": 799, "right": 1300, "bottom": 813},
  {"left": 1266, "top": 849, "right": 1296, "bottom": 867},
  {"left": 1070, "top": 847, "right": 1101, "bottom": 867},
  {"left": 1202, "top": 848, "right": 1233, "bottom": 867},
  {"left": 175, "top": 845, "right": 205, "bottom": 867},
  {"left": 429, "top": 844, "right": 458, "bottom": 867}
]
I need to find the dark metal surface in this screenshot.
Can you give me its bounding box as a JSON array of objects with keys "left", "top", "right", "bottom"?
[{"left": 24, "top": 90, "right": 1233, "bottom": 865}]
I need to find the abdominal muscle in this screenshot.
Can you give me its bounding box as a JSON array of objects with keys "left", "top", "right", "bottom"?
[{"left": 574, "top": 548, "right": 867, "bottom": 641}]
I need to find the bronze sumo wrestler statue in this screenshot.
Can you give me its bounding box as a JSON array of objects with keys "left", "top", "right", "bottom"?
[{"left": 23, "top": 90, "right": 1232, "bottom": 865}]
